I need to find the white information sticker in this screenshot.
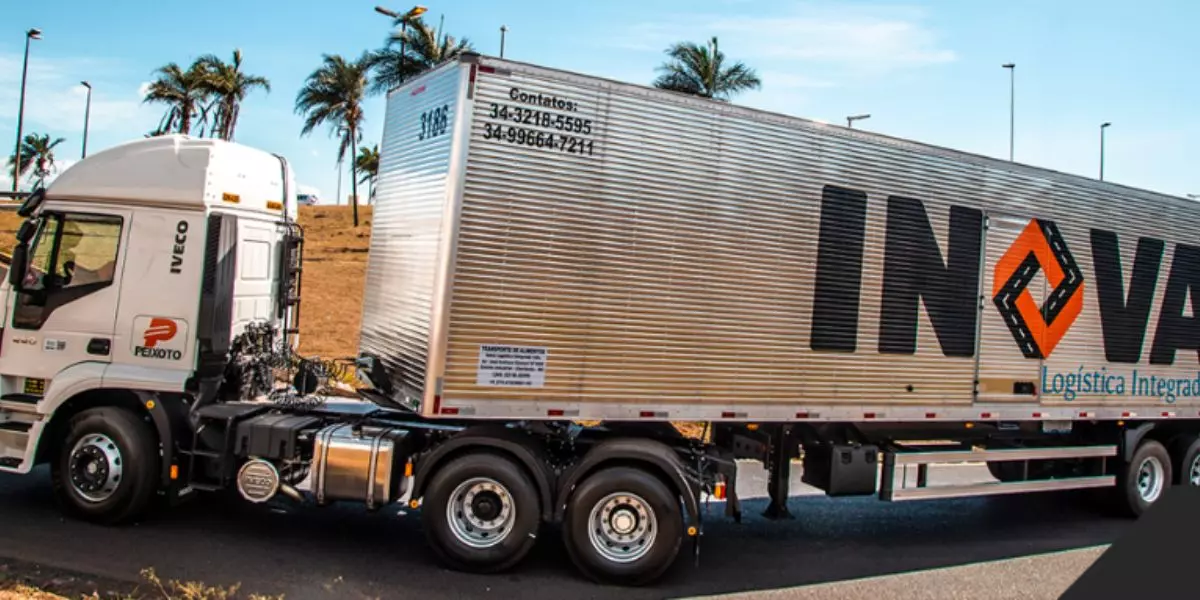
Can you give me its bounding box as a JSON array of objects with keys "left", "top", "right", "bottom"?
[{"left": 476, "top": 345, "right": 548, "bottom": 388}]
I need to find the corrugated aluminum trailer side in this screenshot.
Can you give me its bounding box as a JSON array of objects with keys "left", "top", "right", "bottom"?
[
  {"left": 360, "top": 54, "right": 1200, "bottom": 425},
  {"left": 342, "top": 54, "right": 1200, "bottom": 587}
]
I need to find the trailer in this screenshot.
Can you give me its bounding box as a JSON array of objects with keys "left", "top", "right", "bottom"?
[{"left": 0, "top": 53, "right": 1198, "bottom": 586}]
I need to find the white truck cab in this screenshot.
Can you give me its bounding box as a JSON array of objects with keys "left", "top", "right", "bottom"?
[{"left": 0, "top": 136, "right": 300, "bottom": 511}]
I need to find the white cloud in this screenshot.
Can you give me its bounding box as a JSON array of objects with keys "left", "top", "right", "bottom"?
[
  {"left": 622, "top": 3, "right": 955, "bottom": 71},
  {"left": 755, "top": 71, "right": 837, "bottom": 89},
  {"left": 0, "top": 53, "right": 158, "bottom": 137}
]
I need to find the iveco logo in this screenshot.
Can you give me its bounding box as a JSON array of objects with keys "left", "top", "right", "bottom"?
[{"left": 237, "top": 459, "right": 281, "bottom": 504}]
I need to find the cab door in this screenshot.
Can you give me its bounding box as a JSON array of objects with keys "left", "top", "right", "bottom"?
[{"left": 1, "top": 209, "right": 130, "bottom": 384}]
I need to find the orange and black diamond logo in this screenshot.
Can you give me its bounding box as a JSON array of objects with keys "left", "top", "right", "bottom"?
[{"left": 993, "top": 219, "right": 1085, "bottom": 359}]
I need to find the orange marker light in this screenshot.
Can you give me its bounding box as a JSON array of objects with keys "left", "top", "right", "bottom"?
[
  {"left": 404, "top": 461, "right": 413, "bottom": 477},
  {"left": 714, "top": 481, "right": 727, "bottom": 500},
  {"left": 169, "top": 465, "right": 179, "bottom": 480}
]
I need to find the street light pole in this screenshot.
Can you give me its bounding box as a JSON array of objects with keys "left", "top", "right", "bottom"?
[
  {"left": 375, "top": 5, "right": 427, "bottom": 85},
  {"left": 81, "top": 81, "right": 92, "bottom": 159},
  {"left": 1002, "top": 63, "right": 1015, "bottom": 161},
  {"left": 500, "top": 25, "right": 508, "bottom": 58},
  {"left": 1100, "top": 122, "right": 1111, "bottom": 181},
  {"left": 12, "top": 28, "right": 42, "bottom": 192},
  {"left": 846, "top": 114, "right": 870, "bottom": 128}
]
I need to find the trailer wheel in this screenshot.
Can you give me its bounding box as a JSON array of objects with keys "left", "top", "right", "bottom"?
[
  {"left": 563, "top": 466, "right": 683, "bottom": 586},
  {"left": 421, "top": 453, "right": 540, "bottom": 573},
  {"left": 50, "top": 407, "right": 160, "bottom": 525},
  {"left": 1170, "top": 435, "right": 1200, "bottom": 486},
  {"left": 1116, "top": 439, "right": 1172, "bottom": 517}
]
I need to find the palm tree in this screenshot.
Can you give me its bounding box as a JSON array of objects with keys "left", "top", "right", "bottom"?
[
  {"left": 355, "top": 144, "right": 380, "bottom": 203},
  {"left": 8, "top": 133, "right": 65, "bottom": 189},
  {"left": 295, "top": 52, "right": 371, "bottom": 226},
  {"left": 143, "top": 62, "right": 208, "bottom": 135},
  {"left": 652, "top": 36, "right": 762, "bottom": 101},
  {"left": 367, "top": 16, "right": 473, "bottom": 94},
  {"left": 196, "top": 49, "right": 271, "bottom": 141}
]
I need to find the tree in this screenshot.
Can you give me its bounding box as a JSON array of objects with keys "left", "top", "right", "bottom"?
[
  {"left": 367, "top": 16, "right": 473, "bottom": 94},
  {"left": 296, "top": 52, "right": 371, "bottom": 226},
  {"left": 8, "top": 133, "right": 65, "bottom": 189},
  {"left": 355, "top": 144, "right": 380, "bottom": 203},
  {"left": 143, "top": 62, "right": 208, "bottom": 135},
  {"left": 196, "top": 49, "right": 271, "bottom": 141},
  {"left": 652, "top": 36, "right": 762, "bottom": 101}
]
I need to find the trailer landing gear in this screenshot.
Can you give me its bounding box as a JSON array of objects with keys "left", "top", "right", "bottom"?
[{"left": 763, "top": 425, "right": 795, "bottom": 520}]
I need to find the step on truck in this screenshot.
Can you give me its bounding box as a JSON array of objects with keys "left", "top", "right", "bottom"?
[{"left": 1, "top": 52, "right": 1199, "bottom": 586}]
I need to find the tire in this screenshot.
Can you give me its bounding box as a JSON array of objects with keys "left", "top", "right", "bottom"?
[
  {"left": 563, "top": 466, "right": 684, "bottom": 586},
  {"left": 50, "top": 407, "right": 160, "bottom": 525},
  {"left": 1170, "top": 435, "right": 1200, "bottom": 486},
  {"left": 421, "top": 453, "right": 541, "bottom": 574},
  {"left": 1115, "top": 439, "right": 1172, "bottom": 517}
]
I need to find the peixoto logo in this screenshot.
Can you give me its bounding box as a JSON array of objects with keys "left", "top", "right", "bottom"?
[{"left": 133, "top": 317, "right": 185, "bottom": 361}]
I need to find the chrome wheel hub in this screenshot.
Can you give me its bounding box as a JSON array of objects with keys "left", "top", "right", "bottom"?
[
  {"left": 446, "top": 477, "right": 515, "bottom": 549},
  {"left": 1189, "top": 454, "right": 1200, "bottom": 486},
  {"left": 588, "top": 492, "right": 657, "bottom": 564},
  {"left": 68, "top": 433, "right": 123, "bottom": 503},
  {"left": 1136, "top": 456, "right": 1165, "bottom": 503}
]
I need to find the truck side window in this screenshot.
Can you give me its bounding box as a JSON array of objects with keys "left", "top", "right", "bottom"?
[{"left": 13, "top": 212, "right": 123, "bottom": 330}]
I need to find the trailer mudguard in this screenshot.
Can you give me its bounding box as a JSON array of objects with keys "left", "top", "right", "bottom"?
[
  {"left": 1122, "top": 422, "right": 1157, "bottom": 463},
  {"left": 412, "top": 425, "right": 556, "bottom": 521},
  {"left": 554, "top": 438, "right": 702, "bottom": 531}
]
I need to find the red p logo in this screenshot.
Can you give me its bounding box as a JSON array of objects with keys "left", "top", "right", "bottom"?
[{"left": 143, "top": 318, "right": 178, "bottom": 348}]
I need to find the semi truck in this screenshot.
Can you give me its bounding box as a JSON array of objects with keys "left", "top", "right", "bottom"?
[{"left": 0, "top": 52, "right": 1198, "bottom": 586}]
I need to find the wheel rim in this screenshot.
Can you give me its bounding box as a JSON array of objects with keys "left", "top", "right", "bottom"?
[
  {"left": 1136, "top": 455, "right": 1165, "bottom": 503},
  {"left": 68, "top": 433, "right": 123, "bottom": 503},
  {"left": 446, "top": 477, "right": 515, "bottom": 549},
  {"left": 587, "top": 492, "right": 658, "bottom": 564},
  {"left": 1189, "top": 453, "right": 1200, "bottom": 486}
]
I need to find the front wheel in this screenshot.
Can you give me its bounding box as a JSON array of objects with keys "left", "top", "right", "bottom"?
[
  {"left": 563, "top": 466, "right": 684, "bottom": 586},
  {"left": 50, "top": 406, "right": 160, "bottom": 525}
]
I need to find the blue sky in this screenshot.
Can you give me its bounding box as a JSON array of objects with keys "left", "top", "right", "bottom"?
[{"left": 3, "top": 0, "right": 1198, "bottom": 201}]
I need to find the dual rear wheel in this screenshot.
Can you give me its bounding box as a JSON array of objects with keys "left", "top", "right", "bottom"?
[{"left": 421, "top": 455, "right": 684, "bottom": 585}]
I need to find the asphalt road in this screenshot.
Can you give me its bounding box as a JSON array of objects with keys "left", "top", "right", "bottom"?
[{"left": 0, "top": 463, "right": 1128, "bottom": 600}]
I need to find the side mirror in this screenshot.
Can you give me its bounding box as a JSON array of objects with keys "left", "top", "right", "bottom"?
[
  {"left": 16, "top": 220, "right": 36, "bottom": 244},
  {"left": 8, "top": 243, "right": 28, "bottom": 291},
  {"left": 17, "top": 188, "right": 45, "bottom": 218}
]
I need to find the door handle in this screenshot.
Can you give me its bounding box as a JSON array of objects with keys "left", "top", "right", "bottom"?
[{"left": 87, "top": 338, "right": 111, "bottom": 356}]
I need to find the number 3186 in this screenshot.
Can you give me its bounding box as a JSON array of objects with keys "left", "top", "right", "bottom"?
[{"left": 419, "top": 105, "right": 450, "bottom": 140}]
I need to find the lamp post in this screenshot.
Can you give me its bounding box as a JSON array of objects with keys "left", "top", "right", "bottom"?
[
  {"left": 1100, "top": 122, "right": 1111, "bottom": 181},
  {"left": 81, "top": 81, "right": 92, "bottom": 159},
  {"left": 846, "top": 114, "right": 870, "bottom": 128},
  {"left": 375, "top": 5, "right": 428, "bottom": 85},
  {"left": 12, "top": 28, "right": 42, "bottom": 192},
  {"left": 500, "top": 25, "right": 508, "bottom": 58},
  {"left": 1002, "top": 63, "right": 1015, "bottom": 161}
]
